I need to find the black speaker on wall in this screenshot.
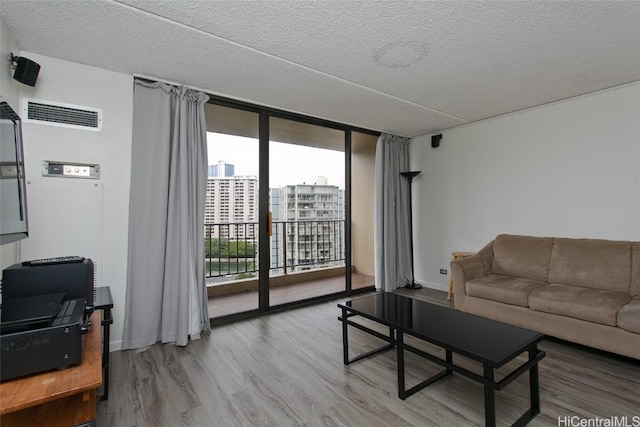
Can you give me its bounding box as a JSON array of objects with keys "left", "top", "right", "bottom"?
[
  {"left": 13, "top": 56, "right": 41, "bottom": 87},
  {"left": 431, "top": 134, "right": 442, "bottom": 148}
]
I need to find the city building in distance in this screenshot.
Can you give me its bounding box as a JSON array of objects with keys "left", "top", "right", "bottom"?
[
  {"left": 205, "top": 164, "right": 345, "bottom": 278},
  {"left": 208, "top": 161, "right": 235, "bottom": 178}
]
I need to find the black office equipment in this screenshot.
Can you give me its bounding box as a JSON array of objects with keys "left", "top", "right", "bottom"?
[
  {"left": 2, "top": 257, "right": 95, "bottom": 317},
  {"left": 0, "top": 258, "right": 95, "bottom": 381},
  {"left": 0, "top": 292, "right": 65, "bottom": 333},
  {"left": 0, "top": 298, "right": 85, "bottom": 381}
]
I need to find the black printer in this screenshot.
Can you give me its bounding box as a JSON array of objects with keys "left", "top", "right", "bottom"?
[{"left": 0, "top": 256, "right": 95, "bottom": 381}]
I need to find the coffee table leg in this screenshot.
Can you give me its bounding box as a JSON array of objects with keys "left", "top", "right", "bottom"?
[
  {"left": 446, "top": 349, "right": 452, "bottom": 374},
  {"left": 529, "top": 347, "right": 541, "bottom": 415},
  {"left": 342, "top": 306, "right": 349, "bottom": 365},
  {"left": 396, "top": 330, "right": 406, "bottom": 400},
  {"left": 483, "top": 365, "right": 496, "bottom": 427}
]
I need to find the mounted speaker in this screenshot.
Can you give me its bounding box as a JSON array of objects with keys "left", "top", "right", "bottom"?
[
  {"left": 13, "top": 57, "right": 41, "bottom": 87},
  {"left": 431, "top": 134, "right": 442, "bottom": 148}
]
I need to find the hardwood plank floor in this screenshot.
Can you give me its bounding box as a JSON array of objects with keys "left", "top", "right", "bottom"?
[{"left": 98, "top": 288, "right": 640, "bottom": 426}]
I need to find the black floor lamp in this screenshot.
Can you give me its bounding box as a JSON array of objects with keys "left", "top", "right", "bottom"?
[{"left": 400, "top": 171, "right": 421, "bottom": 289}]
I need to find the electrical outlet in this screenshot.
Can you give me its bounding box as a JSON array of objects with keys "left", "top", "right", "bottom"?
[{"left": 440, "top": 269, "right": 448, "bottom": 275}]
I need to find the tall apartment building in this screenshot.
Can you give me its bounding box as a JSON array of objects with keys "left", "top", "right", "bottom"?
[
  {"left": 269, "top": 188, "right": 281, "bottom": 272},
  {"left": 208, "top": 161, "right": 235, "bottom": 178},
  {"left": 205, "top": 166, "right": 344, "bottom": 276},
  {"left": 205, "top": 175, "right": 258, "bottom": 239},
  {"left": 272, "top": 180, "right": 344, "bottom": 273}
]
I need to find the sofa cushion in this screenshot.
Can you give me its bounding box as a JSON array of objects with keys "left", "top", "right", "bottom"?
[
  {"left": 548, "top": 238, "right": 631, "bottom": 293},
  {"left": 491, "top": 234, "right": 553, "bottom": 282},
  {"left": 618, "top": 297, "right": 640, "bottom": 333},
  {"left": 466, "top": 275, "right": 547, "bottom": 307},
  {"left": 529, "top": 284, "right": 631, "bottom": 326},
  {"left": 631, "top": 242, "right": 640, "bottom": 297}
]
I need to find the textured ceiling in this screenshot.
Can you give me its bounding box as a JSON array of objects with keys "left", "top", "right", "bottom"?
[{"left": 1, "top": 0, "right": 639, "bottom": 137}]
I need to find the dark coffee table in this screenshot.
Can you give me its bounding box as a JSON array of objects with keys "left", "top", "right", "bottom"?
[{"left": 338, "top": 292, "right": 545, "bottom": 427}]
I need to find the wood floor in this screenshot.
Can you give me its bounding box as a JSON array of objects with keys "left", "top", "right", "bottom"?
[{"left": 98, "top": 288, "right": 640, "bottom": 426}]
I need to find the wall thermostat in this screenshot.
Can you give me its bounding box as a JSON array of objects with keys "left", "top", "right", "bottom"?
[{"left": 42, "top": 161, "right": 100, "bottom": 179}]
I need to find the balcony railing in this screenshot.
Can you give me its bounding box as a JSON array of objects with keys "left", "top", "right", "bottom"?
[{"left": 205, "top": 219, "right": 345, "bottom": 280}]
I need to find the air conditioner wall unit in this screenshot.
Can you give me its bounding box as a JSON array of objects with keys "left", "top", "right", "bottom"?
[{"left": 22, "top": 98, "right": 102, "bottom": 131}]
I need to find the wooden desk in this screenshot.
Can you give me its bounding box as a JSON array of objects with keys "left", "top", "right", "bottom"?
[
  {"left": 0, "top": 311, "right": 102, "bottom": 427},
  {"left": 448, "top": 251, "right": 476, "bottom": 301}
]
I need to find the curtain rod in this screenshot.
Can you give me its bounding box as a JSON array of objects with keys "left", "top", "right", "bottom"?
[
  {"left": 132, "top": 73, "right": 381, "bottom": 137},
  {"left": 133, "top": 73, "right": 213, "bottom": 94}
]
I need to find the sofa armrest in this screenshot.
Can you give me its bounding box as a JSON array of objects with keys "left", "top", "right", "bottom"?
[{"left": 451, "top": 240, "right": 494, "bottom": 310}]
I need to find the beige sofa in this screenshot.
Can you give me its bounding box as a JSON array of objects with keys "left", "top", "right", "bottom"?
[{"left": 451, "top": 234, "right": 640, "bottom": 359}]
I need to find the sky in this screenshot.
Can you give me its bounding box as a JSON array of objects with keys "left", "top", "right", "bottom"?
[{"left": 207, "top": 132, "right": 345, "bottom": 189}]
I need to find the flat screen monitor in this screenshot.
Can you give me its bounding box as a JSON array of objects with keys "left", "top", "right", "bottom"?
[{"left": 0, "top": 96, "right": 29, "bottom": 244}]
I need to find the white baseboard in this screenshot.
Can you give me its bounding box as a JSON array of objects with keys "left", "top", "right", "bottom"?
[
  {"left": 110, "top": 340, "right": 122, "bottom": 352},
  {"left": 415, "top": 280, "right": 448, "bottom": 292}
]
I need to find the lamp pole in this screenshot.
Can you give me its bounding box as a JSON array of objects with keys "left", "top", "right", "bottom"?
[{"left": 400, "top": 171, "right": 421, "bottom": 289}]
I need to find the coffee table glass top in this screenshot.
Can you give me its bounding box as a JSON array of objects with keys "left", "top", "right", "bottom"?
[{"left": 339, "top": 292, "right": 544, "bottom": 367}]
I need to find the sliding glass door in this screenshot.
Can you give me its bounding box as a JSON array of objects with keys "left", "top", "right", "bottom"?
[
  {"left": 204, "top": 104, "right": 260, "bottom": 318},
  {"left": 268, "top": 117, "right": 347, "bottom": 307},
  {"left": 204, "top": 98, "right": 376, "bottom": 322}
]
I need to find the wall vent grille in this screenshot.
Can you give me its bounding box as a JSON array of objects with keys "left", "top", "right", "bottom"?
[{"left": 22, "top": 98, "right": 102, "bottom": 131}]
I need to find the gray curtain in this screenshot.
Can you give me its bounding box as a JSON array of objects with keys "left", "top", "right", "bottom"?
[
  {"left": 122, "top": 79, "right": 210, "bottom": 349},
  {"left": 374, "top": 133, "right": 413, "bottom": 292}
]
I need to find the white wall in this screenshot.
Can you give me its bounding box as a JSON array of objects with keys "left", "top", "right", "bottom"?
[
  {"left": 0, "top": 15, "right": 21, "bottom": 270},
  {"left": 16, "top": 52, "right": 133, "bottom": 350},
  {"left": 0, "top": 15, "right": 19, "bottom": 120},
  {"left": 0, "top": 17, "right": 19, "bottom": 129},
  {"left": 411, "top": 83, "right": 640, "bottom": 291}
]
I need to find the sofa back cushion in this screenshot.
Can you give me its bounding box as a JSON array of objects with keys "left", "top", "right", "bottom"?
[
  {"left": 491, "top": 234, "right": 554, "bottom": 282},
  {"left": 631, "top": 242, "right": 640, "bottom": 296},
  {"left": 548, "top": 238, "right": 631, "bottom": 293}
]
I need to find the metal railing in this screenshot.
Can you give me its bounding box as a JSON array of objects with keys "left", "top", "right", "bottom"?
[{"left": 204, "top": 219, "right": 345, "bottom": 279}]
